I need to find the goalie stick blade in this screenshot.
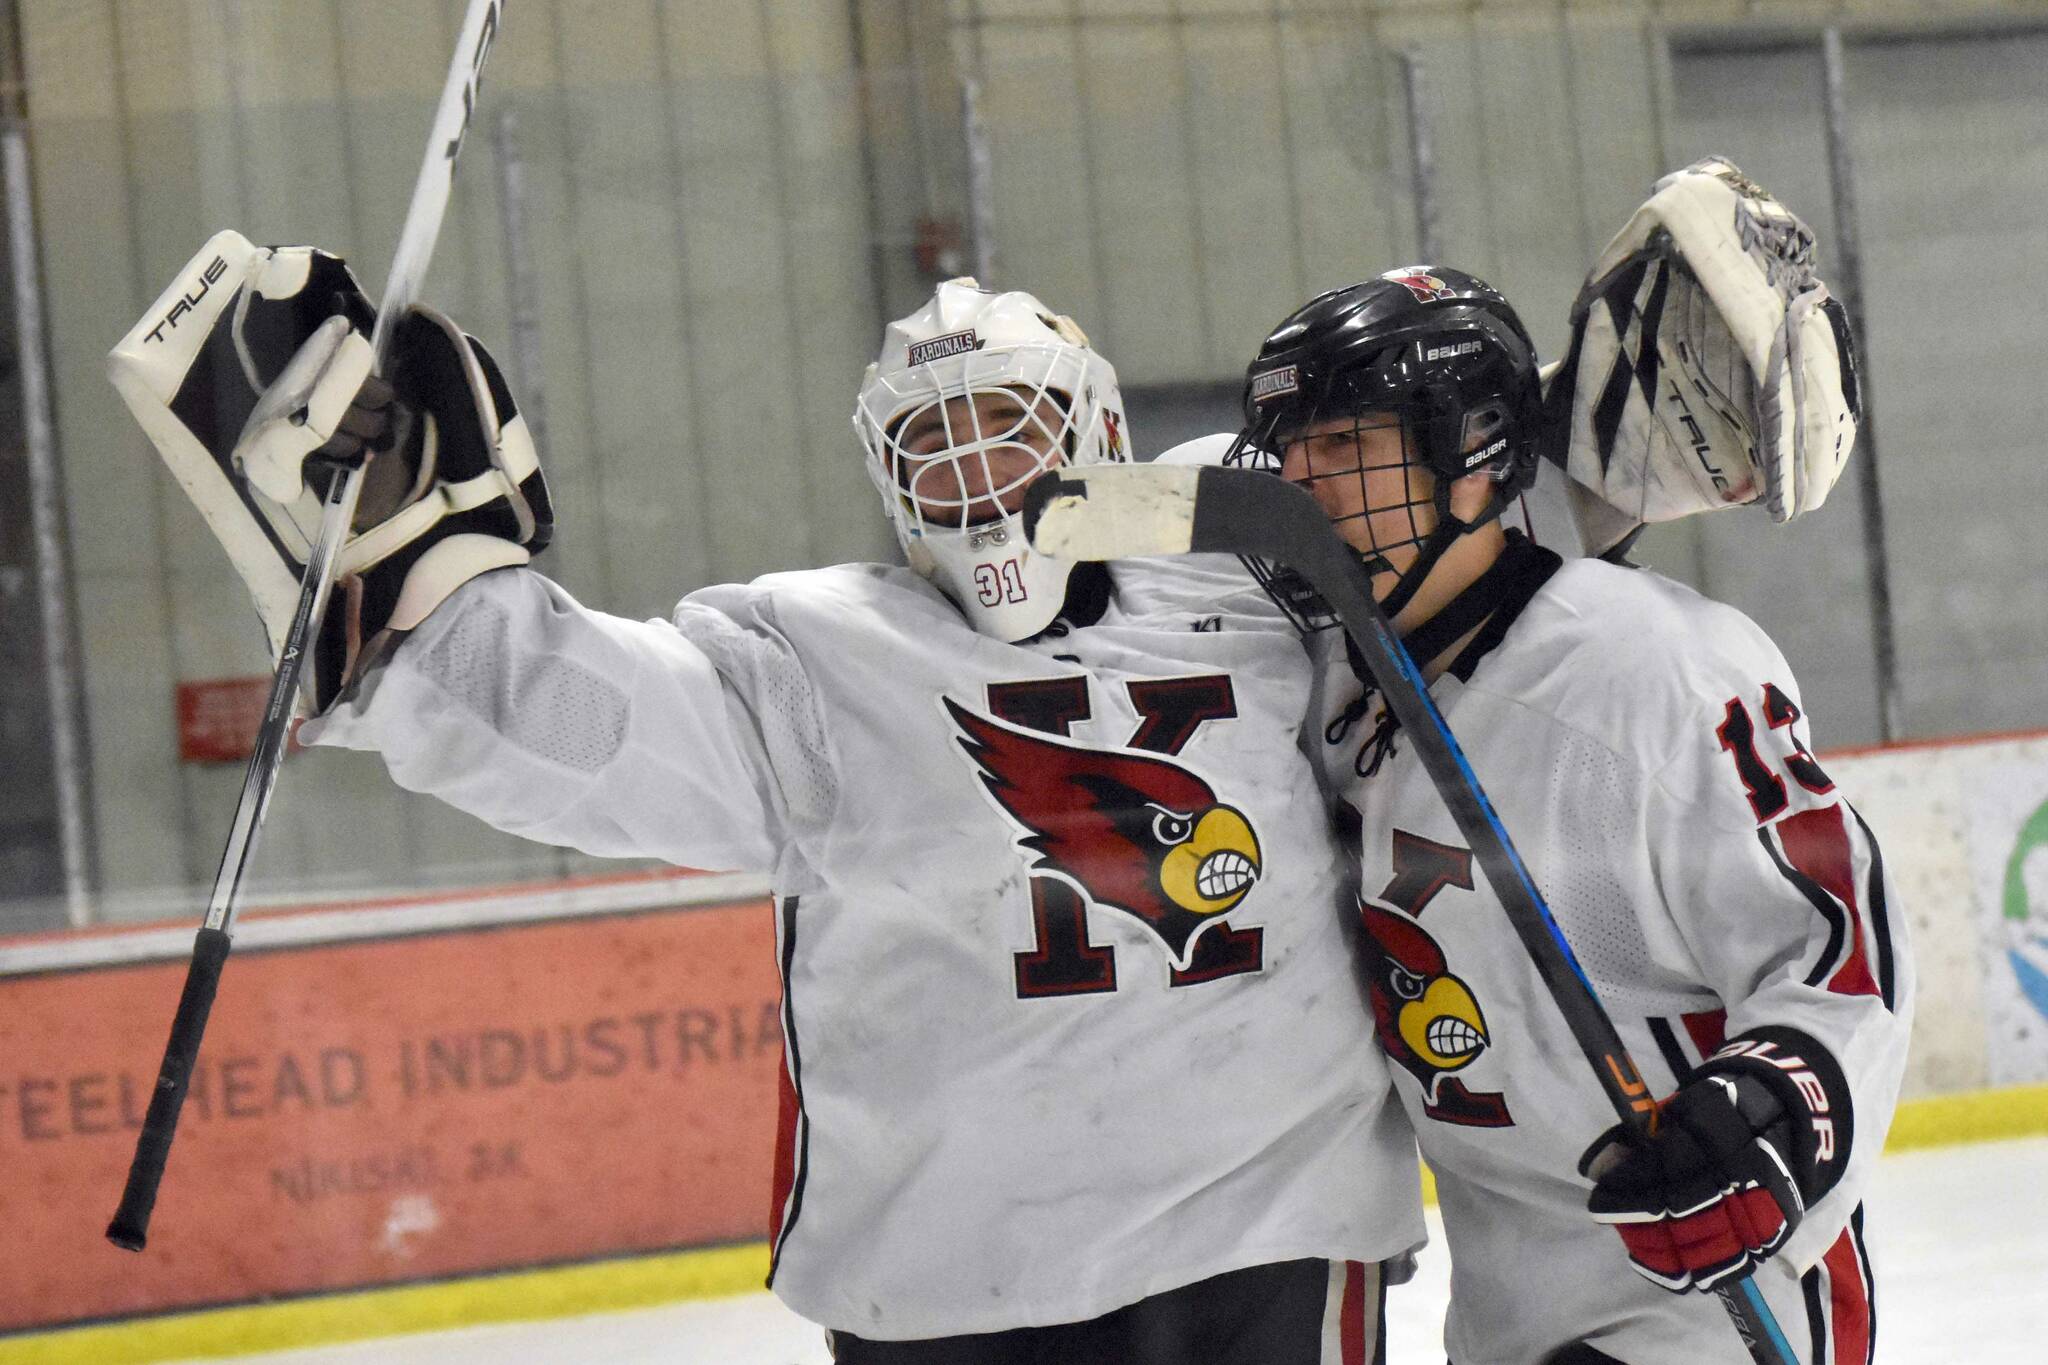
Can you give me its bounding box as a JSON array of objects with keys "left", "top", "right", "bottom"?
[
  {"left": 1182, "top": 466, "right": 1353, "bottom": 570},
  {"left": 1021, "top": 465, "right": 1200, "bottom": 560},
  {"left": 1021, "top": 465, "right": 1352, "bottom": 583}
]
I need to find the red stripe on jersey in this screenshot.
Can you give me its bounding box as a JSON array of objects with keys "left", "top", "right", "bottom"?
[
  {"left": 768, "top": 1044, "right": 800, "bottom": 1244},
  {"left": 1777, "top": 805, "right": 1880, "bottom": 998},
  {"left": 1823, "top": 1224, "right": 1874, "bottom": 1364},
  {"left": 1681, "top": 1007, "right": 1727, "bottom": 1060},
  {"left": 1340, "top": 1259, "right": 1367, "bottom": 1365}
]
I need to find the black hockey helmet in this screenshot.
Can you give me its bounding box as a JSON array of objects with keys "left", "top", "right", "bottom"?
[{"left": 1225, "top": 266, "right": 1543, "bottom": 627}]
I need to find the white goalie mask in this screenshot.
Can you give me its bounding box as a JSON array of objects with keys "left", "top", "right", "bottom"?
[{"left": 855, "top": 278, "right": 1127, "bottom": 641}]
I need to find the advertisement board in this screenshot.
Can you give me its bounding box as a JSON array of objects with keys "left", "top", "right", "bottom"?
[{"left": 0, "top": 884, "right": 780, "bottom": 1333}]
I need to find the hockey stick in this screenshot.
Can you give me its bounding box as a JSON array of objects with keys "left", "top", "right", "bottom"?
[
  {"left": 106, "top": 0, "right": 506, "bottom": 1253},
  {"left": 1021, "top": 464, "right": 1799, "bottom": 1365}
]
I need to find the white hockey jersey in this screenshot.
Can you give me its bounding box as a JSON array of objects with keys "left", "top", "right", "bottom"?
[
  {"left": 312, "top": 549, "right": 1423, "bottom": 1339},
  {"left": 1318, "top": 552, "right": 1912, "bottom": 1365}
]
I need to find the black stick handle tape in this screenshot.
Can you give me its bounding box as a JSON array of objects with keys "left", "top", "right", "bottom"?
[{"left": 106, "top": 926, "right": 232, "bottom": 1252}]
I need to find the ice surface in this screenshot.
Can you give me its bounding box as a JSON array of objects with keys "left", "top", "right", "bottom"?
[{"left": 176, "top": 1136, "right": 2048, "bottom": 1363}]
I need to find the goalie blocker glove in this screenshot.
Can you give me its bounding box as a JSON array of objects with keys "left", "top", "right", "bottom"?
[
  {"left": 109, "top": 230, "right": 551, "bottom": 713},
  {"left": 1578, "top": 1025, "right": 1853, "bottom": 1294}
]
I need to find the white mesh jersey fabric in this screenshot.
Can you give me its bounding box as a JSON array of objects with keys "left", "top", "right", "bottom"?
[
  {"left": 415, "top": 587, "right": 630, "bottom": 775},
  {"left": 670, "top": 597, "right": 838, "bottom": 837},
  {"left": 665, "top": 560, "right": 1426, "bottom": 1339},
  {"left": 309, "top": 570, "right": 786, "bottom": 873},
  {"left": 1532, "top": 721, "right": 1703, "bottom": 1015}
]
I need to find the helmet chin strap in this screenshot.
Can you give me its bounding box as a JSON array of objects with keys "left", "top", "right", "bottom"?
[
  {"left": 1371, "top": 477, "right": 1513, "bottom": 623},
  {"left": 1372, "top": 507, "right": 1467, "bottom": 621}
]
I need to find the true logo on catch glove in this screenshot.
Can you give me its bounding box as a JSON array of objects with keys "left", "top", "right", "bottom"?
[
  {"left": 108, "top": 231, "right": 553, "bottom": 712},
  {"left": 109, "top": 232, "right": 378, "bottom": 655}
]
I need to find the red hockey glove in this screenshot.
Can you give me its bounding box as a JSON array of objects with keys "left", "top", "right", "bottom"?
[{"left": 1579, "top": 1028, "right": 1852, "bottom": 1293}]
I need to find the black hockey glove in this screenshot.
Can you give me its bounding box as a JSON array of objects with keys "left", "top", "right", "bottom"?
[{"left": 1579, "top": 1027, "right": 1852, "bottom": 1293}]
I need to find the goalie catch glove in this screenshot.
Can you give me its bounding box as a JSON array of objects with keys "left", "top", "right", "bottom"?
[
  {"left": 1578, "top": 1026, "right": 1853, "bottom": 1294},
  {"left": 1543, "top": 157, "right": 1863, "bottom": 556},
  {"left": 108, "top": 230, "right": 552, "bottom": 714}
]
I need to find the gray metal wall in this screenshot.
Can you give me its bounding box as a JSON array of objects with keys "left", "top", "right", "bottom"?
[
  {"left": 0, "top": 228, "right": 65, "bottom": 915},
  {"left": 955, "top": 0, "right": 1668, "bottom": 380},
  {"left": 1658, "top": 25, "right": 2048, "bottom": 749}
]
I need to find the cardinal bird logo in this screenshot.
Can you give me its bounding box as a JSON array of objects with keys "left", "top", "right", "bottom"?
[
  {"left": 1102, "top": 409, "right": 1125, "bottom": 460},
  {"left": 946, "top": 698, "right": 1262, "bottom": 966},
  {"left": 1358, "top": 901, "right": 1513, "bottom": 1126},
  {"left": 1381, "top": 267, "right": 1455, "bottom": 304}
]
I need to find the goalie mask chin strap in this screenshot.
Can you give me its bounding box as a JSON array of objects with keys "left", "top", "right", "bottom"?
[{"left": 1032, "top": 561, "right": 1112, "bottom": 640}]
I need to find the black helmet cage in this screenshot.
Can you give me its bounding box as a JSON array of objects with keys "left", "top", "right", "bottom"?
[{"left": 1224, "top": 288, "right": 1542, "bottom": 632}]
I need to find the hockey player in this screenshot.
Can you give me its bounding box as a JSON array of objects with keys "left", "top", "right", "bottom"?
[
  {"left": 113, "top": 249, "right": 1423, "bottom": 1361},
  {"left": 1224, "top": 255, "right": 1911, "bottom": 1365}
]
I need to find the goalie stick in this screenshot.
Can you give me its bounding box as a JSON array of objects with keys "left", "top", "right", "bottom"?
[
  {"left": 106, "top": 0, "right": 506, "bottom": 1254},
  {"left": 1020, "top": 463, "right": 1799, "bottom": 1365}
]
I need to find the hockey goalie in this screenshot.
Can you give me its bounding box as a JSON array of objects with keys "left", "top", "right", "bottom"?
[{"left": 110, "top": 245, "right": 1425, "bottom": 1360}]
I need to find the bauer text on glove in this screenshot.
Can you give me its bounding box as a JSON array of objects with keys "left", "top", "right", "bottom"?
[{"left": 1578, "top": 1025, "right": 1852, "bottom": 1293}]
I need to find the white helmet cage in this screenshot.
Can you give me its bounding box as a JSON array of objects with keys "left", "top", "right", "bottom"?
[{"left": 855, "top": 278, "right": 1127, "bottom": 641}]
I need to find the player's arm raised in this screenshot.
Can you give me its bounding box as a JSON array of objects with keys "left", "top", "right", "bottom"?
[
  {"left": 111, "top": 233, "right": 551, "bottom": 712},
  {"left": 119, "top": 236, "right": 789, "bottom": 872}
]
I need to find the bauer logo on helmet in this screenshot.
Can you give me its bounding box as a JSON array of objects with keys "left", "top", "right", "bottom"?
[
  {"left": 1421, "top": 339, "right": 1483, "bottom": 364},
  {"left": 1463, "top": 435, "right": 1510, "bottom": 470}
]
